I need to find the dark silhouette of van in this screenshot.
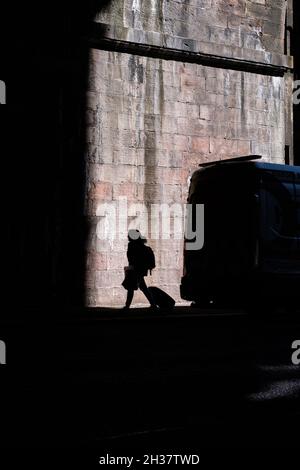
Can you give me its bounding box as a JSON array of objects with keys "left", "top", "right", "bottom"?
[{"left": 180, "top": 156, "right": 300, "bottom": 310}]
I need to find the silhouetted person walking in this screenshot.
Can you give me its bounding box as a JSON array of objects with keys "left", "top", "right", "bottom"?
[{"left": 122, "top": 229, "right": 157, "bottom": 310}]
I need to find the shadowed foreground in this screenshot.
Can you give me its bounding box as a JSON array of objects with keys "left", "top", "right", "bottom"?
[{"left": 1, "top": 306, "right": 300, "bottom": 450}]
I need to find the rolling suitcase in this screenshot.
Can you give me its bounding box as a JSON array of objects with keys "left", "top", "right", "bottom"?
[{"left": 148, "top": 286, "right": 175, "bottom": 310}]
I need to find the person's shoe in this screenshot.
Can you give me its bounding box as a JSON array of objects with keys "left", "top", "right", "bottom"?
[
  {"left": 122, "top": 305, "right": 130, "bottom": 311},
  {"left": 149, "top": 304, "right": 159, "bottom": 312}
]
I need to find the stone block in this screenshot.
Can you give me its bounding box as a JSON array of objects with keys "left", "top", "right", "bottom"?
[
  {"left": 189, "top": 136, "right": 210, "bottom": 153},
  {"left": 89, "top": 182, "right": 113, "bottom": 201}
]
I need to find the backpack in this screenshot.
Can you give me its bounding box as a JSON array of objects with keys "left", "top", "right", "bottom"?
[{"left": 144, "top": 245, "right": 156, "bottom": 273}]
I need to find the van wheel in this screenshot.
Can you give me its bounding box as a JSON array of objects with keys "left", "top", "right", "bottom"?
[{"left": 245, "top": 298, "right": 276, "bottom": 315}]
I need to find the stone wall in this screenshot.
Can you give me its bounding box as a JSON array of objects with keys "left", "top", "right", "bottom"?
[
  {"left": 84, "top": 46, "right": 286, "bottom": 306},
  {"left": 95, "top": 0, "right": 287, "bottom": 55}
]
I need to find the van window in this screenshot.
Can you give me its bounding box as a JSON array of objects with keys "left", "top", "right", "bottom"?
[{"left": 259, "top": 171, "right": 300, "bottom": 252}]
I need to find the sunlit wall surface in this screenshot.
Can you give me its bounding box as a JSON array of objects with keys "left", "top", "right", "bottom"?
[{"left": 85, "top": 0, "right": 292, "bottom": 306}]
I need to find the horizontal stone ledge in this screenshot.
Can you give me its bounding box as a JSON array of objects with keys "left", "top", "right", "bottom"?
[{"left": 85, "top": 22, "right": 293, "bottom": 77}]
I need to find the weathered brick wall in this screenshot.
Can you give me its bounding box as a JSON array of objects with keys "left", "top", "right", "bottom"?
[
  {"left": 95, "top": 0, "right": 287, "bottom": 54},
  {"left": 85, "top": 48, "right": 286, "bottom": 306}
]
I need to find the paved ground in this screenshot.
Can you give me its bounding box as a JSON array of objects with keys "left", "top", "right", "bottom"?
[{"left": 1, "top": 306, "right": 300, "bottom": 451}]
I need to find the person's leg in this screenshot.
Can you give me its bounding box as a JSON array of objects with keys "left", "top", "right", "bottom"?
[
  {"left": 125, "top": 289, "right": 134, "bottom": 308},
  {"left": 139, "top": 277, "right": 156, "bottom": 306}
]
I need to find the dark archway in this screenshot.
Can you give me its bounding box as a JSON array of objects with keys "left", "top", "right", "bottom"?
[{"left": 0, "top": 1, "right": 111, "bottom": 318}]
